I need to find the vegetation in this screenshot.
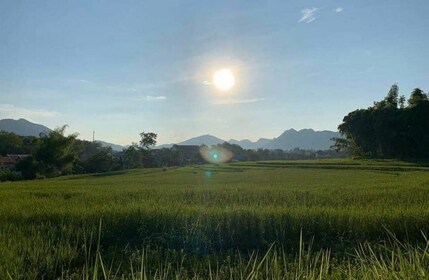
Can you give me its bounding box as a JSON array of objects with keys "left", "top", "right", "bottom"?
[
  {"left": 1, "top": 128, "right": 345, "bottom": 181},
  {"left": 336, "top": 85, "right": 429, "bottom": 159},
  {"left": 1, "top": 160, "right": 429, "bottom": 279}
]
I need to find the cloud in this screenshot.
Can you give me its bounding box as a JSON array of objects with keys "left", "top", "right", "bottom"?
[
  {"left": 72, "top": 76, "right": 197, "bottom": 95},
  {"left": 0, "top": 104, "right": 60, "bottom": 121},
  {"left": 213, "top": 98, "right": 266, "bottom": 105},
  {"left": 142, "top": 96, "right": 167, "bottom": 101},
  {"left": 334, "top": 7, "right": 343, "bottom": 13},
  {"left": 299, "top": 8, "right": 318, "bottom": 23}
]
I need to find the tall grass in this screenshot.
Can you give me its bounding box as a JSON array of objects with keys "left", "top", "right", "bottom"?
[
  {"left": 1, "top": 160, "right": 429, "bottom": 278},
  {"left": 56, "top": 229, "right": 429, "bottom": 279}
]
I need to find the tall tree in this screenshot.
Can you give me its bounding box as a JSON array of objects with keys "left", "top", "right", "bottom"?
[
  {"left": 338, "top": 85, "right": 429, "bottom": 159},
  {"left": 139, "top": 132, "right": 157, "bottom": 150},
  {"left": 408, "top": 88, "right": 428, "bottom": 107},
  {"left": 385, "top": 84, "right": 399, "bottom": 108},
  {"left": 34, "top": 125, "right": 79, "bottom": 176}
]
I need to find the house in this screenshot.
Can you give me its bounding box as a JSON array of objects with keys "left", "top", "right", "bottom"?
[{"left": 0, "top": 154, "right": 30, "bottom": 169}]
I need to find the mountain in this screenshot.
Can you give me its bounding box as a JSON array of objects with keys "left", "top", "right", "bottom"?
[
  {"left": 178, "top": 134, "right": 226, "bottom": 146},
  {"left": 0, "top": 118, "right": 125, "bottom": 151},
  {"left": 264, "top": 129, "right": 340, "bottom": 150},
  {"left": 95, "top": 140, "right": 125, "bottom": 152},
  {"left": 0, "top": 118, "right": 51, "bottom": 136},
  {"left": 0, "top": 118, "right": 339, "bottom": 151},
  {"left": 159, "top": 129, "right": 339, "bottom": 150},
  {"left": 228, "top": 138, "right": 271, "bottom": 149}
]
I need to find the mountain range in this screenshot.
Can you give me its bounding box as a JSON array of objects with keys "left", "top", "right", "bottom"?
[
  {"left": 0, "top": 118, "right": 340, "bottom": 151},
  {"left": 158, "top": 130, "right": 340, "bottom": 150}
]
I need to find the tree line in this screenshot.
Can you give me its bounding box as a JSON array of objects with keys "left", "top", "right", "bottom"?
[
  {"left": 333, "top": 85, "right": 429, "bottom": 159},
  {"left": 0, "top": 128, "right": 345, "bottom": 181}
]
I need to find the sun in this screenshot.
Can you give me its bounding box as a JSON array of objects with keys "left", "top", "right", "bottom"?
[{"left": 213, "top": 69, "right": 235, "bottom": 91}]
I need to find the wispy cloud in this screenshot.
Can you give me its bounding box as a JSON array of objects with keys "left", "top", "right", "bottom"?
[
  {"left": 138, "top": 95, "right": 167, "bottom": 101},
  {"left": 0, "top": 104, "right": 60, "bottom": 121},
  {"left": 72, "top": 76, "right": 197, "bottom": 95},
  {"left": 299, "top": 8, "right": 318, "bottom": 23},
  {"left": 334, "top": 7, "right": 343, "bottom": 13},
  {"left": 213, "top": 98, "right": 266, "bottom": 105}
]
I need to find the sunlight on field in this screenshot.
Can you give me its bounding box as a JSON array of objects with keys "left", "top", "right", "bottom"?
[{"left": 1, "top": 160, "right": 429, "bottom": 278}]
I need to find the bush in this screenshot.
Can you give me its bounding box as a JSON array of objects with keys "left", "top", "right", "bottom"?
[{"left": 0, "top": 168, "right": 22, "bottom": 182}]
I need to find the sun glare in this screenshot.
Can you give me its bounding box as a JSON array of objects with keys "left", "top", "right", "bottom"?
[{"left": 213, "top": 69, "right": 235, "bottom": 91}]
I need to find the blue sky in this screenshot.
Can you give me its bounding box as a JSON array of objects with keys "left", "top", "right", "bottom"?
[{"left": 1, "top": 0, "right": 428, "bottom": 145}]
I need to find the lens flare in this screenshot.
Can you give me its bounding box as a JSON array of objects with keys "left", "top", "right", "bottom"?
[{"left": 199, "top": 146, "right": 233, "bottom": 164}]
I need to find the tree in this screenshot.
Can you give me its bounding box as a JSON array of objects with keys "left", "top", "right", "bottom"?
[
  {"left": 399, "top": 95, "right": 406, "bottom": 109},
  {"left": 139, "top": 132, "right": 157, "bottom": 150},
  {"left": 374, "top": 84, "right": 399, "bottom": 109},
  {"left": 138, "top": 132, "right": 157, "bottom": 167},
  {"left": 385, "top": 84, "right": 399, "bottom": 108},
  {"left": 408, "top": 88, "right": 428, "bottom": 107},
  {"left": 330, "top": 137, "right": 350, "bottom": 153},
  {"left": 34, "top": 125, "right": 78, "bottom": 177},
  {"left": 122, "top": 143, "right": 142, "bottom": 169},
  {"left": 338, "top": 85, "right": 429, "bottom": 159},
  {"left": 82, "top": 147, "right": 117, "bottom": 173},
  {"left": 0, "top": 132, "right": 24, "bottom": 156}
]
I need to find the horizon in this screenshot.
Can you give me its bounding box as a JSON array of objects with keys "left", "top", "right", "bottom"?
[
  {"left": 1, "top": 117, "right": 339, "bottom": 146},
  {"left": 1, "top": 1, "right": 429, "bottom": 145}
]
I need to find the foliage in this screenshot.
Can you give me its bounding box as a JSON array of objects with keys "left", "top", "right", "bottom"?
[
  {"left": 81, "top": 148, "right": 118, "bottom": 173},
  {"left": 32, "top": 125, "right": 79, "bottom": 177},
  {"left": 74, "top": 141, "right": 121, "bottom": 173},
  {"left": 0, "top": 131, "right": 23, "bottom": 156},
  {"left": 0, "top": 128, "right": 346, "bottom": 181},
  {"left": 0, "top": 168, "right": 22, "bottom": 181},
  {"left": 0, "top": 131, "right": 39, "bottom": 156},
  {"left": 15, "top": 157, "right": 38, "bottom": 179},
  {"left": 121, "top": 143, "right": 143, "bottom": 169},
  {"left": 139, "top": 132, "right": 157, "bottom": 150},
  {"left": 338, "top": 85, "right": 429, "bottom": 159}
]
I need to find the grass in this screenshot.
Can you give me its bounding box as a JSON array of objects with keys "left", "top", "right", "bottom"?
[{"left": 1, "top": 159, "right": 429, "bottom": 279}]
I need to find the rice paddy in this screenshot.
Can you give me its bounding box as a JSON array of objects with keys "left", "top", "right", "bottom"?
[{"left": 1, "top": 159, "right": 429, "bottom": 279}]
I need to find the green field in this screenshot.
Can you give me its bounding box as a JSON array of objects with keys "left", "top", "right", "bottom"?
[{"left": 1, "top": 159, "right": 429, "bottom": 279}]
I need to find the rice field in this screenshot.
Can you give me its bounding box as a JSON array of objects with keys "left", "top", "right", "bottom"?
[{"left": 1, "top": 159, "right": 429, "bottom": 279}]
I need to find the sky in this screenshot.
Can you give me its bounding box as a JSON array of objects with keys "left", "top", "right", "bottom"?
[{"left": 1, "top": 0, "right": 428, "bottom": 145}]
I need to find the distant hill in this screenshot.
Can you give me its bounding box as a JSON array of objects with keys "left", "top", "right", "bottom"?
[
  {"left": 158, "top": 129, "right": 339, "bottom": 150},
  {"left": 228, "top": 138, "right": 271, "bottom": 149},
  {"left": 156, "top": 135, "right": 228, "bottom": 149},
  {"left": 0, "top": 118, "right": 51, "bottom": 136},
  {"left": 178, "top": 134, "right": 226, "bottom": 146},
  {"left": 264, "top": 129, "right": 340, "bottom": 150},
  {"left": 1, "top": 118, "right": 338, "bottom": 151},
  {"left": 95, "top": 140, "right": 125, "bottom": 152},
  {"left": 0, "top": 118, "right": 125, "bottom": 151}
]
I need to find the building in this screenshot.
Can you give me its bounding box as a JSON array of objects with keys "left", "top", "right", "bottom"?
[{"left": 0, "top": 154, "right": 30, "bottom": 169}]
